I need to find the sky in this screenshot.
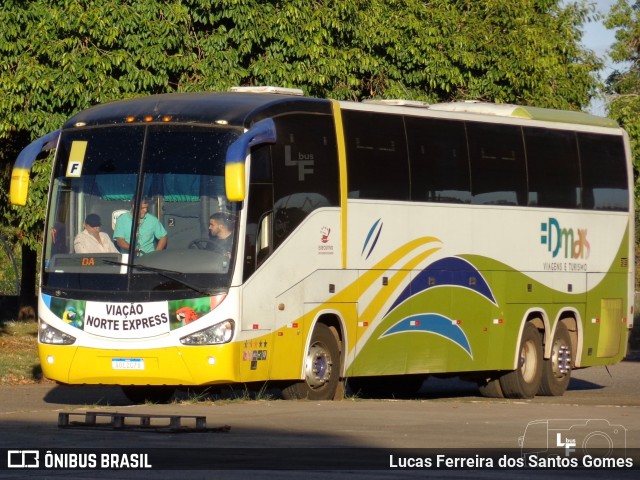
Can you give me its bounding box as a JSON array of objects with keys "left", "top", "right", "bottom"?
[{"left": 579, "top": 0, "right": 623, "bottom": 115}]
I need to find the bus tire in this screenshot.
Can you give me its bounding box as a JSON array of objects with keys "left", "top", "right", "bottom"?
[
  {"left": 281, "top": 323, "right": 340, "bottom": 400},
  {"left": 538, "top": 322, "right": 572, "bottom": 396},
  {"left": 121, "top": 386, "right": 175, "bottom": 404},
  {"left": 477, "top": 374, "right": 505, "bottom": 398},
  {"left": 499, "top": 322, "right": 543, "bottom": 399}
]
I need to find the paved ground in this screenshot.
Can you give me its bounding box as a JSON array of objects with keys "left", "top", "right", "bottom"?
[{"left": 1, "top": 358, "right": 639, "bottom": 479}]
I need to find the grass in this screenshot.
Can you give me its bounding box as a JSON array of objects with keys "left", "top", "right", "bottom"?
[
  {"left": 176, "top": 382, "right": 278, "bottom": 404},
  {"left": 0, "top": 320, "right": 44, "bottom": 385}
]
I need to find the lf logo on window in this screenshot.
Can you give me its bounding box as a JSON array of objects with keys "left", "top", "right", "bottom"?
[
  {"left": 284, "top": 145, "right": 314, "bottom": 181},
  {"left": 7, "top": 450, "right": 39, "bottom": 468}
]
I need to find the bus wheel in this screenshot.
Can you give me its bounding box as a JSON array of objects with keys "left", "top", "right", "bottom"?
[
  {"left": 477, "top": 375, "right": 504, "bottom": 398},
  {"left": 499, "top": 323, "right": 542, "bottom": 399},
  {"left": 281, "top": 324, "right": 340, "bottom": 400},
  {"left": 121, "top": 386, "right": 175, "bottom": 404},
  {"left": 538, "top": 322, "right": 572, "bottom": 396}
]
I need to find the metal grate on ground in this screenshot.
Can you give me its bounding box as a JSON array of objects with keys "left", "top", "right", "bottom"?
[{"left": 58, "top": 411, "right": 231, "bottom": 433}]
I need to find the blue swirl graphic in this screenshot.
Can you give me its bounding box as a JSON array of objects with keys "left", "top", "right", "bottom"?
[
  {"left": 386, "top": 256, "right": 496, "bottom": 315},
  {"left": 361, "top": 219, "right": 383, "bottom": 260},
  {"left": 381, "top": 313, "right": 473, "bottom": 357}
]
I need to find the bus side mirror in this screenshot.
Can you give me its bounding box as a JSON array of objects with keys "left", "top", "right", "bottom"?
[
  {"left": 10, "top": 130, "right": 60, "bottom": 206},
  {"left": 10, "top": 169, "right": 31, "bottom": 207},
  {"left": 225, "top": 118, "right": 276, "bottom": 202}
]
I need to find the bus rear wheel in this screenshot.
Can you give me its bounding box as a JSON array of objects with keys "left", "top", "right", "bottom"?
[
  {"left": 281, "top": 324, "right": 341, "bottom": 400},
  {"left": 538, "top": 322, "right": 572, "bottom": 396},
  {"left": 499, "top": 322, "right": 542, "bottom": 399},
  {"left": 121, "top": 386, "right": 175, "bottom": 404}
]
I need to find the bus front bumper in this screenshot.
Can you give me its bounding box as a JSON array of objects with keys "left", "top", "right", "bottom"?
[{"left": 38, "top": 343, "right": 242, "bottom": 386}]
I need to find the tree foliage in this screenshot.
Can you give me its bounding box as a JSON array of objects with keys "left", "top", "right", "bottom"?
[
  {"left": 0, "top": 0, "right": 603, "bottom": 250},
  {"left": 604, "top": 0, "right": 640, "bottom": 288},
  {"left": 605, "top": 0, "right": 640, "bottom": 206}
]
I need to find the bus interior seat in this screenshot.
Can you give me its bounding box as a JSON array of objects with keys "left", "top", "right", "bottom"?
[{"left": 111, "top": 209, "right": 128, "bottom": 230}]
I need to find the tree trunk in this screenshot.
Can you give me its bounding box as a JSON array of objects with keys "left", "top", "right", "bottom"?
[{"left": 18, "top": 245, "right": 37, "bottom": 321}]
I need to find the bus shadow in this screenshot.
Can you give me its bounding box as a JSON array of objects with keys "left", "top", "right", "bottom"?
[
  {"left": 416, "top": 375, "right": 608, "bottom": 398},
  {"left": 42, "top": 380, "right": 482, "bottom": 405},
  {"left": 623, "top": 350, "right": 640, "bottom": 362},
  {"left": 41, "top": 366, "right": 616, "bottom": 405},
  {"left": 42, "top": 383, "right": 285, "bottom": 406},
  {"left": 44, "top": 385, "right": 132, "bottom": 406},
  {"left": 415, "top": 375, "right": 607, "bottom": 398},
  {"left": 417, "top": 376, "right": 481, "bottom": 399},
  {"left": 567, "top": 378, "right": 605, "bottom": 391}
]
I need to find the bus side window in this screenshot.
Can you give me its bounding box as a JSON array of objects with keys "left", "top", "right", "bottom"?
[
  {"left": 343, "top": 110, "right": 410, "bottom": 201},
  {"left": 270, "top": 112, "right": 339, "bottom": 248},
  {"left": 50, "top": 222, "right": 68, "bottom": 254},
  {"left": 578, "top": 133, "right": 628, "bottom": 211},
  {"left": 244, "top": 146, "right": 274, "bottom": 281},
  {"left": 256, "top": 212, "right": 273, "bottom": 266},
  {"left": 245, "top": 194, "right": 273, "bottom": 277},
  {"left": 467, "top": 122, "right": 527, "bottom": 206},
  {"left": 524, "top": 127, "right": 580, "bottom": 209},
  {"left": 406, "top": 116, "right": 471, "bottom": 204}
]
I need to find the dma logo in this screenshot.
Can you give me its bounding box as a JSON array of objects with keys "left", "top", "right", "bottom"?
[{"left": 540, "top": 218, "right": 590, "bottom": 259}]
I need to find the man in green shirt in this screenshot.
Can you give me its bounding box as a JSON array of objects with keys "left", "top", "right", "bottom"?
[{"left": 114, "top": 199, "right": 167, "bottom": 255}]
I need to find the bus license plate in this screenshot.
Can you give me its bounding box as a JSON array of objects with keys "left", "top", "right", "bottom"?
[{"left": 112, "top": 358, "right": 144, "bottom": 370}]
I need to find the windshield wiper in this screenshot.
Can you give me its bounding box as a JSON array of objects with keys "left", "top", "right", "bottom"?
[{"left": 103, "top": 260, "right": 212, "bottom": 296}]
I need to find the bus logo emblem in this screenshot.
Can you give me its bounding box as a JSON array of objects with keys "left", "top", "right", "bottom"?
[
  {"left": 284, "top": 145, "right": 314, "bottom": 181},
  {"left": 362, "top": 219, "right": 383, "bottom": 260},
  {"left": 540, "top": 218, "right": 590, "bottom": 259}
]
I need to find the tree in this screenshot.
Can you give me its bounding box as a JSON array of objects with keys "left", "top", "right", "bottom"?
[
  {"left": 605, "top": 0, "right": 640, "bottom": 202},
  {"left": 0, "top": 0, "right": 605, "bottom": 313},
  {"left": 604, "top": 0, "right": 640, "bottom": 288}
]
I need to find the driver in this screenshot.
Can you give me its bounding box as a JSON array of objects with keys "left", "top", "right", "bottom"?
[{"left": 208, "top": 212, "right": 235, "bottom": 256}]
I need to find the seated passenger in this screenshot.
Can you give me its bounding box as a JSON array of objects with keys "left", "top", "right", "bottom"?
[{"left": 74, "top": 214, "right": 119, "bottom": 254}]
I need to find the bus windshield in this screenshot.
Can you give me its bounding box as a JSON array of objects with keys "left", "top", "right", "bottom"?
[{"left": 43, "top": 123, "right": 241, "bottom": 301}]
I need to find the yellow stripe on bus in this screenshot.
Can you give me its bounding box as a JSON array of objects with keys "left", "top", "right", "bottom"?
[{"left": 330, "top": 100, "right": 349, "bottom": 269}]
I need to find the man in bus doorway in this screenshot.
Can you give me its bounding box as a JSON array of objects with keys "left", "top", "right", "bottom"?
[{"left": 114, "top": 198, "right": 167, "bottom": 255}]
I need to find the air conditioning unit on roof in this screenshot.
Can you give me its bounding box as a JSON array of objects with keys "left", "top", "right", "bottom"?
[{"left": 229, "top": 86, "right": 304, "bottom": 96}]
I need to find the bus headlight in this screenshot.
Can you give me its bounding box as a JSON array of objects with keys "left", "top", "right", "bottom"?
[
  {"left": 39, "top": 319, "right": 76, "bottom": 345},
  {"left": 180, "top": 319, "right": 234, "bottom": 345}
]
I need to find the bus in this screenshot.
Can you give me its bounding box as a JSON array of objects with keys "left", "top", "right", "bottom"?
[{"left": 10, "top": 86, "right": 634, "bottom": 402}]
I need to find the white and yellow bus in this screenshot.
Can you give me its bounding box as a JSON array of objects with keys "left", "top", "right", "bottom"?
[{"left": 10, "top": 87, "right": 634, "bottom": 402}]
